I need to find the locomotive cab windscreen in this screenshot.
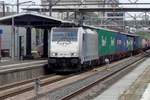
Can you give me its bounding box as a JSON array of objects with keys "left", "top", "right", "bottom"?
[{"left": 52, "top": 28, "right": 78, "bottom": 42}]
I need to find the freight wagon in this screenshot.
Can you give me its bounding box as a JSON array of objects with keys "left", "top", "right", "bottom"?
[
  {"left": 96, "top": 28, "right": 116, "bottom": 63},
  {"left": 48, "top": 26, "right": 150, "bottom": 72},
  {"left": 116, "top": 33, "right": 128, "bottom": 59}
]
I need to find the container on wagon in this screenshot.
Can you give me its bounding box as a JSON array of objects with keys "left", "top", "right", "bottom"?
[
  {"left": 127, "top": 35, "right": 134, "bottom": 51},
  {"left": 96, "top": 28, "right": 116, "bottom": 56},
  {"left": 116, "top": 33, "right": 128, "bottom": 53}
]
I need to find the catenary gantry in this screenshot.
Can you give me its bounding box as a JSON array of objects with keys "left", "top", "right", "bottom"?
[
  {"left": 23, "top": 7, "right": 150, "bottom": 12},
  {"left": 0, "top": 13, "right": 75, "bottom": 59}
]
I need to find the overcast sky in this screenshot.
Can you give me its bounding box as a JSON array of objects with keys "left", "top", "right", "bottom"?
[
  {"left": 119, "top": 0, "right": 150, "bottom": 8},
  {"left": 3, "top": 0, "right": 150, "bottom": 7},
  {"left": 5, "top": 0, "right": 41, "bottom": 4},
  {"left": 5, "top": 0, "right": 150, "bottom": 4},
  {"left": 120, "top": 0, "right": 149, "bottom": 3}
]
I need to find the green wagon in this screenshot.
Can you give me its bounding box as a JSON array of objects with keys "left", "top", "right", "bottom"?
[{"left": 96, "top": 28, "right": 116, "bottom": 57}]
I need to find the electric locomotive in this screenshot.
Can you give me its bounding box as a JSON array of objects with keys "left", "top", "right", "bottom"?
[{"left": 48, "top": 27, "right": 98, "bottom": 72}]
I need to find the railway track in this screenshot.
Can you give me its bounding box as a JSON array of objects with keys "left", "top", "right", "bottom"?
[
  {"left": 22, "top": 53, "right": 148, "bottom": 100},
  {"left": 60, "top": 54, "right": 148, "bottom": 100},
  {"left": 0, "top": 74, "right": 55, "bottom": 91},
  {"left": 1, "top": 52, "right": 149, "bottom": 100},
  {"left": 0, "top": 73, "right": 75, "bottom": 99}
]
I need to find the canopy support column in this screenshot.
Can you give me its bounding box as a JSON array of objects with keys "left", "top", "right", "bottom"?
[
  {"left": 25, "top": 27, "right": 32, "bottom": 59},
  {"left": 43, "top": 29, "right": 48, "bottom": 58}
]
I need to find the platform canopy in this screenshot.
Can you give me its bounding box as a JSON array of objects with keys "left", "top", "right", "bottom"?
[
  {"left": 0, "top": 13, "right": 75, "bottom": 29},
  {"left": 0, "top": 13, "right": 77, "bottom": 58}
]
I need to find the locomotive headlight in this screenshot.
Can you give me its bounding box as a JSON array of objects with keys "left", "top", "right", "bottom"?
[
  {"left": 51, "top": 52, "right": 58, "bottom": 56},
  {"left": 52, "top": 53, "right": 55, "bottom": 56}
]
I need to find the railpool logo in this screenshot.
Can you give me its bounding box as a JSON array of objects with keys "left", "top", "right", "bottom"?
[
  {"left": 0, "top": 29, "right": 3, "bottom": 34},
  {"left": 127, "top": 40, "right": 129, "bottom": 46},
  {"left": 117, "top": 40, "right": 121, "bottom": 45},
  {"left": 124, "top": 42, "right": 126, "bottom": 46},
  {"left": 102, "top": 36, "right": 106, "bottom": 47},
  {"left": 111, "top": 37, "right": 115, "bottom": 46}
]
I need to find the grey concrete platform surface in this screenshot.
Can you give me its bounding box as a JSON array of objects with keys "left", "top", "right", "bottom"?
[
  {"left": 0, "top": 58, "right": 47, "bottom": 86},
  {"left": 94, "top": 57, "right": 150, "bottom": 100},
  {"left": 0, "top": 58, "right": 46, "bottom": 67},
  {"left": 119, "top": 59, "right": 150, "bottom": 100},
  {"left": 0, "top": 58, "right": 47, "bottom": 71}
]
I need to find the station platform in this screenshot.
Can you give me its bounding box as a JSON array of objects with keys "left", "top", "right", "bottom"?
[
  {"left": 0, "top": 58, "right": 47, "bottom": 86},
  {"left": 0, "top": 58, "right": 46, "bottom": 67},
  {"left": 94, "top": 57, "right": 150, "bottom": 100},
  {"left": 0, "top": 57, "right": 47, "bottom": 72}
]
